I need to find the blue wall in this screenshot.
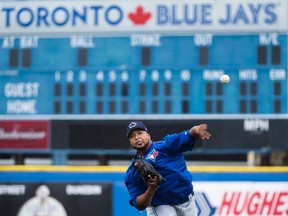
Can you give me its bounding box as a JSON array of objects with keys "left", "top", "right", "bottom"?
[{"left": 0, "top": 166, "right": 287, "bottom": 216}]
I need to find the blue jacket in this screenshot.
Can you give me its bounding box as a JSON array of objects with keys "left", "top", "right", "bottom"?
[{"left": 125, "top": 130, "right": 196, "bottom": 210}]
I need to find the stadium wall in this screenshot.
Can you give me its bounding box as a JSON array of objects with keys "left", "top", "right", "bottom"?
[{"left": 0, "top": 166, "right": 287, "bottom": 216}]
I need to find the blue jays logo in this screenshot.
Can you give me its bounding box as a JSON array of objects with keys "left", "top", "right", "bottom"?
[
  {"left": 129, "top": 122, "right": 137, "bottom": 128},
  {"left": 147, "top": 149, "right": 158, "bottom": 162}
]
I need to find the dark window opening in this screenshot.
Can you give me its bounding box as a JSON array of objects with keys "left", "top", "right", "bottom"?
[
  {"left": 79, "top": 83, "right": 86, "bottom": 96},
  {"left": 271, "top": 45, "right": 281, "bottom": 65},
  {"left": 139, "top": 100, "right": 145, "bottom": 113},
  {"left": 67, "top": 101, "right": 73, "bottom": 113},
  {"left": 139, "top": 83, "right": 146, "bottom": 96},
  {"left": 122, "top": 101, "right": 128, "bottom": 113},
  {"left": 165, "top": 100, "right": 171, "bottom": 113},
  {"left": 257, "top": 46, "right": 267, "bottom": 65},
  {"left": 206, "top": 100, "right": 212, "bottom": 113},
  {"left": 240, "top": 82, "right": 247, "bottom": 96},
  {"left": 96, "top": 84, "right": 103, "bottom": 96},
  {"left": 165, "top": 83, "right": 171, "bottom": 96},
  {"left": 152, "top": 101, "right": 158, "bottom": 113},
  {"left": 274, "top": 100, "right": 281, "bottom": 113},
  {"left": 240, "top": 100, "right": 246, "bottom": 113},
  {"left": 109, "top": 83, "right": 116, "bottom": 96},
  {"left": 206, "top": 83, "right": 212, "bottom": 96},
  {"left": 250, "top": 82, "right": 257, "bottom": 95},
  {"left": 122, "top": 83, "right": 128, "bottom": 96},
  {"left": 54, "top": 83, "right": 61, "bottom": 96},
  {"left": 109, "top": 101, "right": 116, "bottom": 113},
  {"left": 216, "top": 100, "right": 223, "bottom": 113},
  {"left": 182, "top": 100, "right": 189, "bottom": 113},
  {"left": 152, "top": 83, "right": 159, "bottom": 96},
  {"left": 78, "top": 48, "right": 87, "bottom": 66},
  {"left": 54, "top": 101, "right": 61, "bottom": 114},
  {"left": 251, "top": 100, "right": 257, "bottom": 113},
  {"left": 67, "top": 83, "right": 73, "bottom": 96},
  {"left": 79, "top": 101, "right": 86, "bottom": 114},
  {"left": 199, "top": 46, "right": 209, "bottom": 65},
  {"left": 182, "top": 82, "right": 189, "bottom": 96},
  {"left": 216, "top": 83, "right": 223, "bottom": 95},
  {"left": 9, "top": 49, "right": 18, "bottom": 67},
  {"left": 22, "top": 48, "right": 31, "bottom": 67},
  {"left": 274, "top": 82, "right": 281, "bottom": 95},
  {"left": 96, "top": 101, "right": 103, "bottom": 113},
  {"left": 141, "top": 47, "right": 151, "bottom": 66}
]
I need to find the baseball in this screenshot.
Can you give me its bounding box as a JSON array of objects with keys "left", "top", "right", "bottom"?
[{"left": 220, "top": 74, "right": 230, "bottom": 84}]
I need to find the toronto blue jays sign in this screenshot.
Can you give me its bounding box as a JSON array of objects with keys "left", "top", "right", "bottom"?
[{"left": 0, "top": 0, "right": 287, "bottom": 35}]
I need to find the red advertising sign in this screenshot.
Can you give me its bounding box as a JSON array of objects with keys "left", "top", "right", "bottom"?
[{"left": 0, "top": 120, "right": 49, "bottom": 149}]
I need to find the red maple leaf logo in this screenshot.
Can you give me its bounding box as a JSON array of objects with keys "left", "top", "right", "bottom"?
[
  {"left": 152, "top": 151, "right": 158, "bottom": 157},
  {"left": 128, "top": 6, "right": 151, "bottom": 25}
]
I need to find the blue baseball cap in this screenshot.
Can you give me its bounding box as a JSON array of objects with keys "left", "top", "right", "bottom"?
[{"left": 126, "top": 121, "right": 148, "bottom": 138}]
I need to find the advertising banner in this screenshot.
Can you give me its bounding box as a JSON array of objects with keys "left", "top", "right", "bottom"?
[
  {"left": 0, "top": 120, "right": 49, "bottom": 149},
  {"left": 51, "top": 119, "right": 288, "bottom": 150},
  {"left": 0, "top": 0, "right": 287, "bottom": 35},
  {"left": 194, "top": 181, "right": 288, "bottom": 216},
  {"left": 0, "top": 182, "right": 112, "bottom": 216},
  {"left": 0, "top": 167, "right": 287, "bottom": 216}
]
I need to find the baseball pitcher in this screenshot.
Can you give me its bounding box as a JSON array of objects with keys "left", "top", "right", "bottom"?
[{"left": 125, "top": 121, "right": 211, "bottom": 216}]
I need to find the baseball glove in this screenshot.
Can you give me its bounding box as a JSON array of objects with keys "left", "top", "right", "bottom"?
[{"left": 132, "top": 158, "right": 163, "bottom": 185}]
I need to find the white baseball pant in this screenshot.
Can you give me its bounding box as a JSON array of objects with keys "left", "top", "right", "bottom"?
[{"left": 146, "top": 194, "right": 196, "bottom": 216}]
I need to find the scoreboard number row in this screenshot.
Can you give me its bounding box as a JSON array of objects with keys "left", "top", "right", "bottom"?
[{"left": 54, "top": 70, "right": 177, "bottom": 82}]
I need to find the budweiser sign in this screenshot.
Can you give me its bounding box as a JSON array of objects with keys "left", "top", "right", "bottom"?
[{"left": 0, "top": 121, "right": 49, "bottom": 149}]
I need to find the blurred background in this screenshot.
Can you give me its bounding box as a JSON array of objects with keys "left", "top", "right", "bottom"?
[{"left": 0, "top": 0, "right": 287, "bottom": 215}]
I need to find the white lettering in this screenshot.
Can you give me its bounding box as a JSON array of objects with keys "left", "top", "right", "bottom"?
[
  {"left": 7, "top": 100, "right": 37, "bottom": 114},
  {"left": 194, "top": 34, "right": 213, "bottom": 46},
  {"left": 66, "top": 185, "right": 102, "bottom": 195},
  {"left": 2, "top": 37, "right": 14, "bottom": 48},
  {"left": 0, "top": 128, "right": 45, "bottom": 140},
  {"left": 139, "top": 70, "right": 146, "bottom": 82},
  {"left": 109, "top": 70, "right": 116, "bottom": 82},
  {"left": 95, "top": 70, "right": 104, "bottom": 81},
  {"left": 259, "top": 33, "right": 279, "bottom": 46},
  {"left": 244, "top": 119, "right": 269, "bottom": 132},
  {"left": 20, "top": 36, "right": 38, "bottom": 48},
  {"left": 239, "top": 69, "right": 257, "bottom": 80},
  {"left": 269, "top": 69, "right": 286, "bottom": 80},
  {"left": 181, "top": 69, "right": 191, "bottom": 81},
  {"left": 70, "top": 35, "right": 95, "bottom": 48},
  {"left": 66, "top": 70, "right": 74, "bottom": 82},
  {"left": 4, "top": 82, "right": 39, "bottom": 98},
  {"left": 121, "top": 70, "right": 129, "bottom": 82},
  {"left": 151, "top": 70, "right": 159, "bottom": 81},
  {"left": 203, "top": 69, "right": 224, "bottom": 80},
  {"left": 0, "top": 185, "right": 26, "bottom": 195},
  {"left": 130, "top": 34, "right": 161, "bottom": 47},
  {"left": 164, "top": 70, "right": 172, "bottom": 81}
]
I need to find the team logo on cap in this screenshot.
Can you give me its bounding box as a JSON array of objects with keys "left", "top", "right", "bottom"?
[{"left": 129, "top": 122, "right": 137, "bottom": 128}]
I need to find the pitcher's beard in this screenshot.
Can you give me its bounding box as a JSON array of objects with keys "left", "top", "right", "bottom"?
[{"left": 133, "top": 145, "right": 146, "bottom": 151}]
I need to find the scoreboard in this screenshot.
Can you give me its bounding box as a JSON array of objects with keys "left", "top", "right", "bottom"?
[
  {"left": 0, "top": 0, "right": 287, "bottom": 116},
  {"left": 0, "top": 35, "right": 287, "bottom": 115}
]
